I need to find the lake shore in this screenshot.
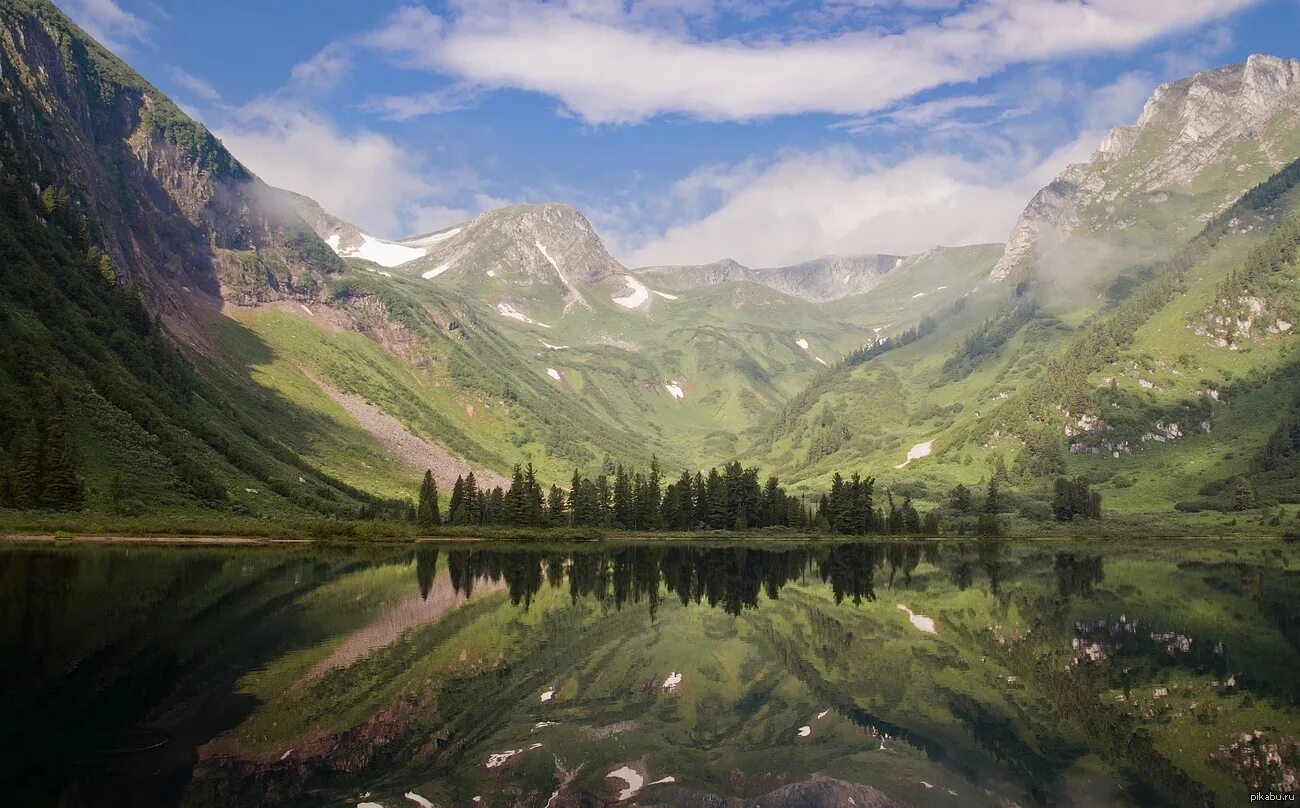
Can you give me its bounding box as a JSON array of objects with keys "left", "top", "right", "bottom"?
[{"left": 3, "top": 530, "right": 1292, "bottom": 547}]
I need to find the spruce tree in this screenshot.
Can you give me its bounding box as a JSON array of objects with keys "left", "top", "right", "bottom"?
[
  {"left": 416, "top": 470, "right": 440, "bottom": 529},
  {"left": 448, "top": 476, "right": 466, "bottom": 524},
  {"left": 546, "top": 484, "right": 565, "bottom": 526},
  {"left": 38, "top": 417, "right": 82, "bottom": 511},
  {"left": 463, "top": 472, "right": 482, "bottom": 523},
  {"left": 523, "top": 463, "right": 544, "bottom": 526},
  {"left": 984, "top": 480, "right": 1001, "bottom": 514},
  {"left": 7, "top": 421, "right": 42, "bottom": 510}
]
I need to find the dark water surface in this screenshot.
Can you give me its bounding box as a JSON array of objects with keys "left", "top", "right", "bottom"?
[{"left": 1, "top": 538, "right": 1297, "bottom": 807}]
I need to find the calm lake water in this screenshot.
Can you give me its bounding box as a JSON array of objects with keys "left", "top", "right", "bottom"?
[{"left": 1, "top": 538, "right": 1297, "bottom": 807}]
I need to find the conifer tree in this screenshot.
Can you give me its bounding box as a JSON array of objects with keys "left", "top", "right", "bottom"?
[
  {"left": 463, "top": 472, "right": 482, "bottom": 523},
  {"left": 448, "top": 476, "right": 466, "bottom": 524},
  {"left": 38, "top": 411, "right": 83, "bottom": 511},
  {"left": 523, "top": 462, "right": 544, "bottom": 526},
  {"left": 1232, "top": 476, "right": 1256, "bottom": 511},
  {"left": 415, "top": 546, "right": 439, "bottom": 600},
  {"left": 416, "top": 470, "right": 440, "bottom": 529},
  {"left": 7, "top": 420, "right": 42, "bottom": 510},
  {"left": 546, "top": 484, "right": 566, "bottom": 526}
]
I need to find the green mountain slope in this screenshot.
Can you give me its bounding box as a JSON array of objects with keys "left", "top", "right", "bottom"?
[{"left": 746, "top": 152, "right": 1300, "bottom": 521}]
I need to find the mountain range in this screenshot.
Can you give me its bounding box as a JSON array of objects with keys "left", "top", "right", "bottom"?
[{"left": 1, "top": 0, "right": 1298, "bottom": 525}]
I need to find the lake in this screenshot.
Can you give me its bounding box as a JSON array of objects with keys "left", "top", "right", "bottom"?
[{"left": 1, "top": 538, "right": 1297, "bottom": 806}]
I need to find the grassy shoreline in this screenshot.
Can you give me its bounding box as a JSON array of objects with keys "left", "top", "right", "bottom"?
[{"left": 1, "top": 505, "right": 1295, "bottom": 544}]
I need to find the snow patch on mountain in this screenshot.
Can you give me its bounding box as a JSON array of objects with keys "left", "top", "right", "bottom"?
[
  {"left": 795, "top": 338, "right": 809, "bottom": 350},
  {"left": 665, "top": 382, "right": 685, "bottom": 400},
  {"left": 613, "top": 275, "right": 650, "bottom": 308},
  {"left": 422, "top": 262, "right": 452, "bottom": 280},
  {"left": 546, "top": 368, "right": 562, "bottom": 381},
  {"left": 327, "top": 233, "right": 427, "bottom": 267},
  {"left": 495, "top": 302, "right": 551, "bottom": 328},
  {"left": 653, "top": 290, "right": 678, "bottom": 300},
  {"left": 895, "top": 441, "right": 933, "bottom": 469},
  {"left": 535, "top": 239, "right": 589, "bottom": 311}
]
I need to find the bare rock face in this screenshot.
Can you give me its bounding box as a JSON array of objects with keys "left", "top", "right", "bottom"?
[
  {"left": 0, "top": 3, "right": 348, "bottom": 325},
  {"left": 991, "top": 54, "right": 1300, "bottom": 282}
]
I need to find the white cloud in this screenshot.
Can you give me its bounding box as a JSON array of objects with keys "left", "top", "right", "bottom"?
[
  {"left": 365, "top": 0, "right": 1257, "bottom": 124},
  {"left": 364, "top": 84, "right": 481, "bottom": 120},
  {"left": 290, "top": 44, "right": 352, "bottom": 92},
  {"left": 617, "top": 64, "right": 1160, "bottom": 268},
  {"left": 169, "top": 67, "right": 220, "bottom": 101},
  {"left": 620, "top": 148, "right": 1046, "bottom": 266},
  {"left": 212, "top": 101, "right": 438, "bottom": 237},
  {"left": 58, "top": 0, "right": 150, "bottom": 53}
]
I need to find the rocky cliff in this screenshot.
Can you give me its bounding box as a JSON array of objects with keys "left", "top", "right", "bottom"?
[{"left": 992, "top": 54, "right": 1300, "bottom": 282}]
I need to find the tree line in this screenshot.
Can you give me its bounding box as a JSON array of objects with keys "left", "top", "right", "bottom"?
[{"left": 417, "top": 459, "right": 949, "bottom": 535}]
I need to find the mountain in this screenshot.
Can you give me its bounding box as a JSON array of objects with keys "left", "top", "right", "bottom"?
[
  {"left": 0, "top": 0, "right": 427, "bottom": 519},
  {"left": 1, "top": 0, "right": 1297, "bottom": 528},
  {"left": 744, "top": 58, "right": 1300, "bottom": 517},
  {"left": 991, "top": 54, "right": 1300, "bottom": 284},
  {"left": 282, "top": 190, "right": 452, "bottom": 268},
  {"left": 643, "top": 252, "right": 913, "bottom": 302}
]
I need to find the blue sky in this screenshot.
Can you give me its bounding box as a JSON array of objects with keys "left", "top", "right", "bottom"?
[{"left": 58, "top": 0, "right": 1300, "bottom": 267}]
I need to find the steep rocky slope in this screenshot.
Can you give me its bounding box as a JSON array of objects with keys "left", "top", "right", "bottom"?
[{"left": 992, "top": 54, "right": 1300, "bottom": 283}]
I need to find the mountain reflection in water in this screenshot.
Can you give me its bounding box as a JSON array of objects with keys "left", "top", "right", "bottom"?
[{"left": 1, "top": 538, "right": 1297, "bottom": 807}]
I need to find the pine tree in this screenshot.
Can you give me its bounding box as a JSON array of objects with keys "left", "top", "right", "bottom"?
[
  {"left": 463, "top": 472, "right": 482, "bottom": 523},
  {"left": 448, "top": 476, "right": 466, "bottom": 524},
  {"left": 504, "top": 464, "right": 526, "bottom": 525},
  {"left": 901, "top": 495, "right": 920, "bottom": 533},
  {"left": 646, "top": 456, "right": 663, "bottom": 529},
  {"left": 693, "top": 472, "right": 708, "bottom": 527},
  {"left": 7, "top": 420, "right": 42, "bottom": 510},
  {"left": 546, "top": 484, "right": 566, "bottom": 526},
  {"left": 416, "top": 470, "right": 440, "bottom": 529},
  {"left": 949, "top": 483, "right": 972, "bottom": 514},
  {"left": 39, "top": 414, "right": 82, "bottom": 511},
  {"left": 523, "top": 462, "right": 544, "bottom": 526},
  {"left": 613, "top": 465, "right": 633, "bottom": 528},
  {"left": 984, "top": 480, "right": 1001, "bottom": 514}
]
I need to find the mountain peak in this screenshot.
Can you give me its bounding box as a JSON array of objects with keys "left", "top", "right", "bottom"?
[
  {"left": 991, "top": 54, "right": 1300, "bottom": 282},
  {"left": 410, "top": 200, "right": 623, "bottom": 302}
]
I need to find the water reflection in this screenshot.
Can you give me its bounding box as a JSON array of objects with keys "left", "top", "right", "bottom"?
[
  {"left": 441, "top": 540, "right": 993, "bottom": 615},
  {"left": 0, "top": 539, "right": 1296, "bottom": 808}
]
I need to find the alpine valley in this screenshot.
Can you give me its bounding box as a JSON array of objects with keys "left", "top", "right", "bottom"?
[{"left": 1, "top": 0, "right": 1300, "bottom": 538}]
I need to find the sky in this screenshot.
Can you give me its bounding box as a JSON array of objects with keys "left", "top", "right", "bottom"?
[{"left": 57, "top": 0, "right": 1300, "bottom": 268}]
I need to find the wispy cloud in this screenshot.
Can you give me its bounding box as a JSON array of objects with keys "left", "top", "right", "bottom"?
[
  {"left": 57, "top": 0, "right": 151, "bottom": 53},
  {"left": 168, "top": 67, "right": 220, "bottom": 101},
  {"left": 359, "top": 0, "right": 1257, "bottom": 124},
  {"left": 289, "top": 43, "right": 352, "bottom": 92},
  {"left": 363, "top": 83, "right": 481, "bottom": 121}
]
